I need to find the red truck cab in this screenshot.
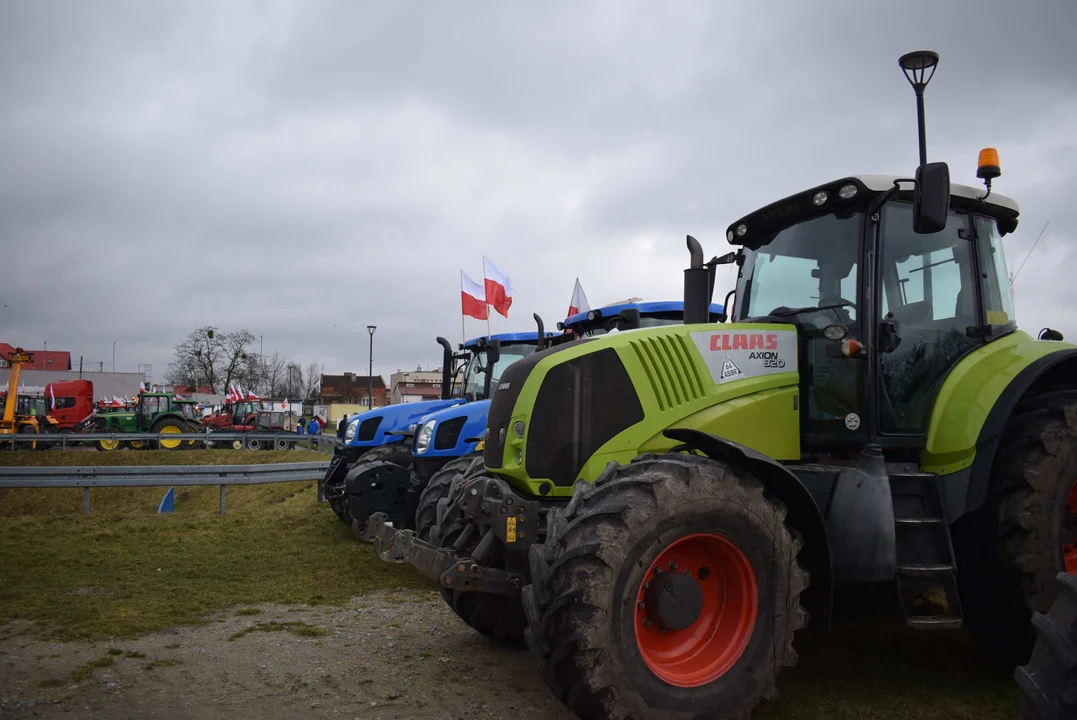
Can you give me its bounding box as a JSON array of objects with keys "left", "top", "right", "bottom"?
[{"left": 43, "top": 380, "right": 94, "bottom": 431}]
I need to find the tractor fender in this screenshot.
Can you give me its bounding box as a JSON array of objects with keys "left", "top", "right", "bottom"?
[
  {"left": 663, "top": 427, "right": 833, "bottom": 634},
  {"left": 965, "top": 348, "right": 1077, "bottom": 515}
]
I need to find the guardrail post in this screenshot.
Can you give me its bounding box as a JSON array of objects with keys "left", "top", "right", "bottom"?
[
  {"left": 83, "top": 487, "right": 91, "bottom": 516},
  {"left": 219, "top": 485, "right": 226, "bottom": 515}
]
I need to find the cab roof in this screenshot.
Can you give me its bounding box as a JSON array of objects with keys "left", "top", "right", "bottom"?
[
  {"left": 726, "top": 174, "right": 1020, "bottom": 249},
  {"left": 562, "top": 300, "right": 725, "bottom": 328},
  {"left": 461, "top": 331, "right": 556, "bottom": 349}
]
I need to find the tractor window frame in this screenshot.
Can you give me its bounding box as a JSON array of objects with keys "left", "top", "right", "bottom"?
[{"left": 874, "top": 202, "right": 987, "bottom": 440}]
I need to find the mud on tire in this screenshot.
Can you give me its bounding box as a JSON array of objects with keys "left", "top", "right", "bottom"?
[
  {"left": 1015, "top": 572, "right": 1077, "bottom": 720},
  {"left": 955, "top": 387, "right": 1077, "bottom": 664},
  {"left": 521, "top": 452, "right": 809, "bottom": 720},
  {"left": 430, "top": 462, "right": 529, "bottom": 649}
]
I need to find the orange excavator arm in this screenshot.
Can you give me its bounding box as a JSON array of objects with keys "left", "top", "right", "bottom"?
[{"left": 1, "top": 349, "right": 33, "bottom": 434}]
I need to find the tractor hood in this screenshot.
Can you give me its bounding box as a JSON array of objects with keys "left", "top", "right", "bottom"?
[
  {"left": 411, "top": 399, "right": 491, "bottom": 459},
  {"left": 343, "top": 398, "right": 466, "bottom": 448}
]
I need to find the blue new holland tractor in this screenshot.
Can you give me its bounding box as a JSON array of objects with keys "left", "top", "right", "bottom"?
[
  {"left": 323, "top": 317, "right": 556, "bottom": 523},
  {"left": 349, "top": 300, "right": 727, "bottom": 540}
]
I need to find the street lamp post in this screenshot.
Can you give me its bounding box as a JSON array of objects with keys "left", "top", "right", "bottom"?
[
  {"left": 367, "top": 325, "right": 377, "bottom": 408},
  {"left": 112, "top": 341, "right": 117, "bottom": 372}
]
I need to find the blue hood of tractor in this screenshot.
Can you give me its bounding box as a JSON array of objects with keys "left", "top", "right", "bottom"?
[
  {"left": 562, "top": 300, "right": 724, "bottom": 328},
  {"left": 461, "top": 331, "right": 555, "bottom": 349},
  {"left": 343, "top": 398, "right": 466, "bottom": 449},
  {"left": 411, "top": 399, "right": 491, "bottom": 460}
]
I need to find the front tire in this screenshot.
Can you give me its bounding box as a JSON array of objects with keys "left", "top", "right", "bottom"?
[
  {"left": 431, "top": 463, "right": 529, "bottom": 649},
  {"left": 522, "top": 452, "right": 809, "bottom": 720},
  {"left": 955, "top": 387, "right": 1077, "bottom": 664},
  {"left": 414, "top": 453, "right": 481, "bottom": 542}
]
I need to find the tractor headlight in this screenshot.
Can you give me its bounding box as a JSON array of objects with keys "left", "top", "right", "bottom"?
[
  {"left": 415, "top": 420, "right": 436, "bottom": 454},
  {"left": 344, "top": 419, "right": 358, "bottom": 443}
]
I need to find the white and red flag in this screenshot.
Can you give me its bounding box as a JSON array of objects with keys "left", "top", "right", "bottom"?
[
  {"left": 483, "top": 256, "right": 512, "bottom": 318},
  {"left": 49, "top": 384, "right": 56, "bottom": 410},
  {"left": 567, "top": 278, "right": 590, "bottom": 317},
  {"left": 461, "top": 270, "right": 488, "bottom": 320}
]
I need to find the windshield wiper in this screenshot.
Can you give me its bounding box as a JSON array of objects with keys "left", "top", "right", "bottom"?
[{"left": 770, "top": 301, "right": 853, "bottom": 318}]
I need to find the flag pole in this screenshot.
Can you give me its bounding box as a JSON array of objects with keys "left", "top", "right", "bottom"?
[{"left": 461, "top": 311, "right": 466, "bottom": 345}]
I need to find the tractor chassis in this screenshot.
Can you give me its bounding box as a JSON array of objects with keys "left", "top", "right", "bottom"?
[{"left": 358, "top": 473, "right": 545, "bottom": 596}]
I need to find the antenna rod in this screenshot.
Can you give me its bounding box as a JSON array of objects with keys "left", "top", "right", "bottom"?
[
  {"left": 915, "top": 88, "right": 927, "bottom": 167},
  {"left": 1011, "top": 220, "right": 1050, "bottom": 285}
]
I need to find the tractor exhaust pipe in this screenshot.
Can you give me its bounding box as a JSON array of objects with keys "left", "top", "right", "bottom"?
[
  {"left": 437, "top": 337, "right": 454, "bottom": 400},
  {"left": 533, "top": 313, "right": 546, "bottom": 350},
  {"left": 683, "top": 235, "right": 716, "bottom": 325}
]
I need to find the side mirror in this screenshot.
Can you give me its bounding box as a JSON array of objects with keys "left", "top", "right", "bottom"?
[{"left": 913, "top": 161, "right": 950, "bottom": 234}]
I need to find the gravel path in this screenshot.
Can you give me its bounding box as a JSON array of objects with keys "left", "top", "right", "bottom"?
[{"left": 0, "top": 590, "right": 576, "bottom": 720}]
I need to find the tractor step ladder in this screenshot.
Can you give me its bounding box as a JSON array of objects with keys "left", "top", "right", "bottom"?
[{"left": 890, "top": 472, "right": 963, "bottom": 630}]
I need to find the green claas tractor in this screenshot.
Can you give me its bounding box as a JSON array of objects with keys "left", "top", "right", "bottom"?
[
  {"left": 83, "top": 392, "right": 191, "bottom": 451},
  {"left": 362, "top": 50, "right": 1077, "bottom": 719}
]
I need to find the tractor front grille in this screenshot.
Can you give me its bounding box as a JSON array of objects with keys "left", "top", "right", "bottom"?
[
  {"left": 434, "top": 416, "right": 466, "bottom": 451},
  {"left": 628, "top": 334, "right": 705, "bottom": 411}
]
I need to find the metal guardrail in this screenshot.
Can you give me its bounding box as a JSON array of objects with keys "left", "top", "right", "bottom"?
[
  {"left": 0, "top": 461, "right": 332, "bottom": 515},
  {"left": 0, "top": 431, "right": 341, "bottom": 454}
]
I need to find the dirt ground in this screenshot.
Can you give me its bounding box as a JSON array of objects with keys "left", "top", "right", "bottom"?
[{"left": 0, "top": 590, "right": 574, "bottom": 720}]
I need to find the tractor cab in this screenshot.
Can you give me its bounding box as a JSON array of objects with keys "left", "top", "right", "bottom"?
[
  {"left": 454, "top": 331, "right": 554, "bottom": 403},
  {"left": 725, "top": 170, "right": 1019, "bottom": 452},
  {"left": 136, "top": 393, "right": 175, "bottom": 426}
]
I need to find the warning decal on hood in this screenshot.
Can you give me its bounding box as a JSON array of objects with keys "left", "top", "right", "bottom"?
[{"left": 689, "top": 329, "right": 799, "bottom": 385}]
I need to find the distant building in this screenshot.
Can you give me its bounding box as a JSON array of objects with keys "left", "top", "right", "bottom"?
[
  {"left": 320, "top": 372, "right": 387, "bottom": 408},
  {"left": 390, "top": 369, "right": 444, "bottom": 404},
  {"left": 0, "top": 343, "right": 72, "bottom": 371}
]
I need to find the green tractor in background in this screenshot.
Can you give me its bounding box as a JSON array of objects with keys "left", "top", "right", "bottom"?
[
  {"left": 363, "top": 50, "right": 1077, "bottom": 718},
  {"left": 86, "top": 392, "right": 191, "bottom": 451}
]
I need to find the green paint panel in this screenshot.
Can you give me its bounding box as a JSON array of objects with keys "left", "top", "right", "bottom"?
[
  {"left": 922, "top": 331, "right": 1077, "bottom": 473},
  {"left": 491, "top": 323, "right": 802, "bottom": 497}
]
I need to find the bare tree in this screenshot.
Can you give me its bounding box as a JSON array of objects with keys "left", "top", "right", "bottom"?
[
  {"left": 220, "top": 330, "right": 256, "bottom": 394},
  {"left": 304, "top": 361, "right": 323, "bottom": 401},
  {"left": 263, "top": 352, "right": 288, "bottom": 396},
  {"left": 283, "top": 362, "right": 304, "bottom": 399},
  {"left": 167, "top": 326, "right": 225, "bottom": 391}
]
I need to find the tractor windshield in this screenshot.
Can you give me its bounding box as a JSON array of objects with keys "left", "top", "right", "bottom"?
[
  {"left": 737, "top": 211, "right": 861, "bottom": 326},
  {"left": 460, "top": 343, "right": 538, "bottom": 402}
]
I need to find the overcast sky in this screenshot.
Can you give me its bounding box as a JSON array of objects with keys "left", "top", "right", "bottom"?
[{"left": 2, "top": 0, "right": 1075, "bottom": 384}]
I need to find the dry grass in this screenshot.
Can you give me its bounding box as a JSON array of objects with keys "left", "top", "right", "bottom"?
[{"left": 0, "top": 484, "right": 432, "bottom": 641}]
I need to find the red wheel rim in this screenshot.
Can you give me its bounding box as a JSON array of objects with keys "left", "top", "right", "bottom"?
[
  {"left": 1064, "top": 478, "right": 1077, "bottom": 575},
  {"left": 634, "top": 532, "right": 758, "bottom": 688}
]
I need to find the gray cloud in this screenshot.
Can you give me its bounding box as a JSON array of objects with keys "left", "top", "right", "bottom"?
[{"left": 1, "top": 0, "right": 1074, "bottom": 385}]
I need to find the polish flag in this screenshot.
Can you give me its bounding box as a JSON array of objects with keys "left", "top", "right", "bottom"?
[
  {"left": 567, "top": 278, "right": 591, "bottom": 317},
  {"left": 483, "top": 256, "right": 512, "bottom": 318},
  {"left": 235, "top": 383, "right": 244, "bottom": 401},
  {"left": 49, "top": 384, "right": 56, "bottom": 410},
  {"left": 461, "top": 270, "right": 488, "bottom": 320}
]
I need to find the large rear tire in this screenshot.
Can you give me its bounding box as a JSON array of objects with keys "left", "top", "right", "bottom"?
[
  {"left": 955, "top": 387, "right": 1077, "bottom": 665},
  {"left": 431, "top": 463, "right": 529, "bottom": 649},
  {"left": 1015, "top": 572, "right": 1077, "bottom": 720},
  {"left": 152, "top": 418, "right": 186, "bottom": 451},
  {"left": 522, "top": 452, "right": 809, "bottom": 720}
]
